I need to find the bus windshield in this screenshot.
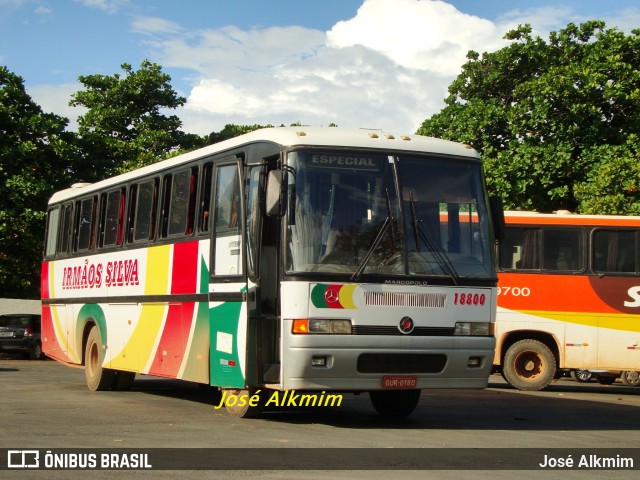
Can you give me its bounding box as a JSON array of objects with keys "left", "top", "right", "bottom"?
[{"left": 285, "top": 150, "right": 494, "bottom": 279}]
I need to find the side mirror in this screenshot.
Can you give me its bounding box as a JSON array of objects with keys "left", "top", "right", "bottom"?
[
  {"left": 266, "top": 170, "right": 283, "bottom": 216},
  {"left": 490, "top": 196, "right": 505, "bottom": 242}
]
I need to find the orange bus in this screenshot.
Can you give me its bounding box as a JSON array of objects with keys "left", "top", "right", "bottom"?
[{"left": 494, "top": 211, "right": 640, "bottom": 390}]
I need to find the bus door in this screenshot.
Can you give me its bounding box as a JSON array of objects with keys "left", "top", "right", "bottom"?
[{"left": 209, "top": 160, "right": 249, "bottom": 388}]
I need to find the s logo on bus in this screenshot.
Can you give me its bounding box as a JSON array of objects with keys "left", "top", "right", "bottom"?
[{"left": 624, "top": 286, "right": 640, "bottom": 308}]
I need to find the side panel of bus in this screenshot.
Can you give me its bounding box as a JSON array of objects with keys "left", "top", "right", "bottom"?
[
  {"left": 496, "top": 264, "right": 640, "bottom": 370},
  {"left": 42, "top": 240, "right": 214, "bottom": 383}
]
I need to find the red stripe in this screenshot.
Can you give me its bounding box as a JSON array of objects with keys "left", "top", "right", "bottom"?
[
  {"left": 41, "top": 262, "right": 50, "bottom": 299},
  {"left": 149, "top": 241, "right": 199, "bottom": 377}
]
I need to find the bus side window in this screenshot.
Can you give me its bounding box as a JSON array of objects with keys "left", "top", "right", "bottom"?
[
  {"left": 75, "top": 197, "right": 96, "bottom": 251},
  {"left": 543, "top": 228, "right": 582, "bottom": 271},
  {"left": 101, "top": 188, "right": 125, "bottom": 248},
  {"left": 133, "top": 178, "right": 158, "bottom": 242},
  {"left": 499, "top": 227, "right": 540, "bottom": 270},
  {"left": 164, "top": 167, "right": 198, "bottom": 237},
  {"left": 213, "top": 163, "right": 243, "bottom": 276},
  {"left": 57, "top": 203, "right": 73, "bottom": 255},
  {"left": 593, "top": 230, "right": 637, "bottom": 273},
  {"left": 199, "top": 163, "right": 213, "bottom": 233},
  {"left": 45, "top": 207, "right": 60, "bottom": 258}
]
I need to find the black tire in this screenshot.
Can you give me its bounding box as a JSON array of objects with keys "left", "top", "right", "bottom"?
[
  {"left": 84, "top": 325, "right": 114, "bottom": 391},
  {"left": 29, "top": 343, "right": 43, "bottom": 360},
  {"left": 570, "top": 369, "right": 593, "bottom": 383},
  {"left": 369, "top": 390, "right": 421, "bottom": 418},
  {"left": 502, "top": 339, "right": 556, "bottom": 391},
  {"left": 111, "top": 370, "right": 136, "bottom": 391},
  {"left": 620, "top": 371, "right": 640, "bottom": 387},
  {"left": 224, "top": 389, "right": 264, "bottom": 418}
]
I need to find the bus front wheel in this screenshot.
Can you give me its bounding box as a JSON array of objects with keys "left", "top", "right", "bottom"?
[
  {"left": 224, "top": 388, "right": 264, "bottom": 418},
  {"left": 503, "top": 339, "right": 556, "bottom": 391},
  {"left": 84, "top": 325, "right": 115, "bottom": 391},
  {"left": 369, "top": 389, "right": 421, "bottom": 418}
]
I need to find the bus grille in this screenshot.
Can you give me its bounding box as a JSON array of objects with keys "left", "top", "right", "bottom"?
[
  {"left": 351, "top": 326, "right": 455, "bottom": 336},
  {"left": 357, "top": 353, "right": 447, "bottom": 374},
  {"left": 364, "top": 291, "right": 446, "bottom": 308}
]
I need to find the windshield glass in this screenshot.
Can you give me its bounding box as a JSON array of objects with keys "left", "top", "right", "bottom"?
[{"left": 285, "top": 150, "right": 494, "bottom": 279}]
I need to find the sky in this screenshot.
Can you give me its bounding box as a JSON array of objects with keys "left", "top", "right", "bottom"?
[{"left": 2, "top": 0, "right": 640, "bottom": 135}]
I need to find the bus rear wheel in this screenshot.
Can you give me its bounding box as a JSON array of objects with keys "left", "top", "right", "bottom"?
[
  {"left": 85, "top": 325, "right": 114, "bottom": 391},
  {"left": 503, "top": 339, "right": 556, "bottom": 391},
  {"left": 369, "top": 390, "right": 421, "bottom": 418}
]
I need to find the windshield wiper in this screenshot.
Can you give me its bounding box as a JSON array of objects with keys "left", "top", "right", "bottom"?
[
  {"left": 351, "top": 190, "right": 394, "bottom": 282},
  {"left": 408, "top": 192, "right": 459, "bottom": 285}
]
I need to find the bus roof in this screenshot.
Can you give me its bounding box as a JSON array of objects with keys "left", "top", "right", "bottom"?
[
  {"left": 504, "top": 210, "right": 640, "bottom": 227},
  {"left": 48, "top": 127, "right": 479, "bottom": 205}
]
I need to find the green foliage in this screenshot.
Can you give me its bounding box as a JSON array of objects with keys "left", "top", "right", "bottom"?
[
  {"left": 0, "top": 66, "right": 75, "bottom": 297},
  {"left": 70, "top": 60, "right": 205, "bottom": 176},
  {"left": 418, "top": 21, "right": 640, "bottom": 214},
  {"left": 206, "top": 124, "right": 268, "bottom": 145}
]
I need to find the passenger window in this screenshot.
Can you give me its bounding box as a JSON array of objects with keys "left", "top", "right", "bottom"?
[
  {"left": 75, "top": 197, "right": 96, "bottom": 251},
  {"left": 199, "top": 163, "right": 213, "bottom": 233},
  {"left": 133, "top": 179, "right": 158, "bottom": 242},
  {"left": 213, "top": 163, "right": 243, "bottom": 276},
  {"left": 58, "top": 203, "right": 73, "bottom": 255},
  {"left": 161, "top": 168, "right": 198, "bottom": 237},
  {"left": 45, "top": 207, "right": 60, "bottom": 257},
  {"left": 543, "top": 229, "right": 582, "bottom": 271},
  {"left": 102, "top": 189, "right": 125, "bottom": 247},
  {"left": 593, "top": 230, "right": 637, "bottom": 273},
  {"left": 499, "top": 228, "right": 541, "bottom": 270}
]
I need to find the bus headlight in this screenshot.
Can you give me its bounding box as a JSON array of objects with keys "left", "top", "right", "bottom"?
[
  {"left": 454, "top": 322, "right": 493, "bottom": 336},
  {"left": 292, "top": 319, "right": 352, "bottom": 334}
]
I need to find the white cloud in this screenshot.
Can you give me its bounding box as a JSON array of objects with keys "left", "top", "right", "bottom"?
[
  {"left": 76, "top": 0, "right": 129, "bottom": 15},
  {"left": 146, "top": 0, "right": 514, "bottom": 135},
  {"left": 327, "top": 0, "right": 504, "bottom": 75},
  {"left": 27, "top": 0, "right": 640, "bottom": 136},
  {"left": 26, "top": 83, "right": 86, "bottom": 130},
  {"left": 131, "top": 16, "right": 182, "bottom": 35}
]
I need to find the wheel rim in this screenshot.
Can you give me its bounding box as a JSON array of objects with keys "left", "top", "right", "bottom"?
[{"left": 513, "top": 351, "right": 545, "bottom": 381}]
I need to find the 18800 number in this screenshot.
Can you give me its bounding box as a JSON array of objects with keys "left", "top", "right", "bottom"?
[{"left": 453, "top": 292, "right": 486, "bottom": 306}]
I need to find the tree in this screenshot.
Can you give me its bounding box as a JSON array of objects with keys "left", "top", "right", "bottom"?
[
  {"left": 0, "top": 66, "right": 75, "bottom": 297},
  {"left": 206, "top": 123, "right": 267, "bottom": 145},
  {"left": 70, "top": 60, "right": 205, "bottom": 177},
  {"left": 418, "top": 21, "right": 640, "bottom": 214}
]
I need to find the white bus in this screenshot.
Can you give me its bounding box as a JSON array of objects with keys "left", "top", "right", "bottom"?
[{"left": 42, "top": 127, "right": 501, "bottom": 418}]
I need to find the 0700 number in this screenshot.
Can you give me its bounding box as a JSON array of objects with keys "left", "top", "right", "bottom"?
[{"left": 497, "top": 286, "right": 531, "bottom": 296}]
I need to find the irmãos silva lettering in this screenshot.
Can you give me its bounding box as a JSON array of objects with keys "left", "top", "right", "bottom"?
[{"left": 62, "top": 259, "right": 140, "bottom": 290}]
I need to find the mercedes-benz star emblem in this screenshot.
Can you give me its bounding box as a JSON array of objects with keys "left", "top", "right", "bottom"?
[
  {"left": 398, "top": 316, "right": 414, "bottom": 334},
  {"left": 324, "top": 289, "right": 339, "bottom": 303}
]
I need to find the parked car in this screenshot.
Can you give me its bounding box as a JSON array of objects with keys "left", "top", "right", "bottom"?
[
  {"left": 0, "top": 314, "right": 42, "bottom": 359},
  {"left": 619, "top": 371, "right": 640, "bottom": 387},
  {"left": 570, "top": 369, "right": 594, "bottom": 382},
  {"left": 569, "top": 369, "right": 621, "bottom": 385}
]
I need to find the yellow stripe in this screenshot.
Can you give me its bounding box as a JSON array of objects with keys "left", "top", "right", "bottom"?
[
  {"left": 110, "top": 245, "right": 171, "bottom": 370},
  {"left": 515, "top": 309, "right": 639, "bottom": 332},
  {"left": 48, "top": 263, "right": 74, "bottom": 358}
]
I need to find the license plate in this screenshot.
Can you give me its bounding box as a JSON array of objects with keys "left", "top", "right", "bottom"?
[
  {"left": 0, "top": 331, "right": 14, "bottom": 337},
  {"left": 382, "top": 376, "right": 418, "bottom": 389}
]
